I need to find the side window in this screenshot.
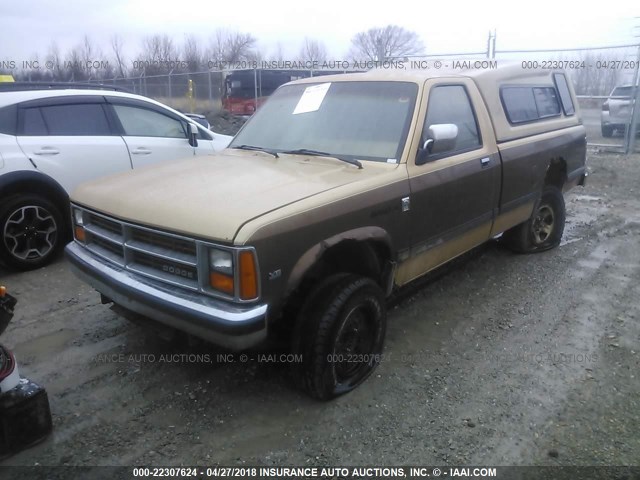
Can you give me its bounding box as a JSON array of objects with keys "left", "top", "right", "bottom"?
[
  {"left": 0, "top": 105, "right": 17, "bottom": 135},
  {"left": 425, "top": 85, "right": 481, "bottom": 154},
  {"left": 502, "top": 86, "right": 562, "bottom": 124},
  {"left": 501, "top": 88, "right": 538, "bottom": 123},
  {"left": 533, "top": 87, "right": 561, "bottom": 118},
  {"left": 23, "top": 108, "right": 48, "bottom": 135},
  {"left": 113, "top": 105, "right": 186, "bottom": 138},
  {"left": 553, "top": 73, "right": 575, "bottom": 116},
  {"left": 31, "top": 104, "right": 111, "bottom": 136}
]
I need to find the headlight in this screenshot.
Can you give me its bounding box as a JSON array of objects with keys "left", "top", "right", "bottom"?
[
  {"left": 73, "top": 208, "right": 86, "bottom": 242},
  {"left": 207, "top": 248, "right": 258, "bottom": 300},
  {"left": 209, "top": 249, "right": 232, "bottom": 274},
  {"left": 208, "top": 248, "right": 234, "bottom": 295},
  {"left": 73, "top": 208, "right": 84, "bottom": 226}
]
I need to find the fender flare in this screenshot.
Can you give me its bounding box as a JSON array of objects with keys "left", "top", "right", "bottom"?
[
  {"left": 0, "top": 170, "right": 70, "bottom": 220},
  {"left": 285, "top": 226, "right": 394, "bottom": 296},
  {"left": 0, "top": 170, "right": 68, "bottom": 197}
]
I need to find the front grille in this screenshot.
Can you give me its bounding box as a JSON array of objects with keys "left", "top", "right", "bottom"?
[
  {"left": 130, "top": 229, "right": 196, "bottom": 257},
  {"left": 81, "top": 209, "right": 200, "bottom": 291}
]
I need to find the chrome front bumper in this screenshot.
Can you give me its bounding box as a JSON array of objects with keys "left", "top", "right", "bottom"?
[{"left": 65, "top": 242, "right": 268, "bottom": 350}]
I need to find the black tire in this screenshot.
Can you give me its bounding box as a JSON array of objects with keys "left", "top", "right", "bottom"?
[
  {"left": 601, "top": 125, "right": 613, "bottom": 138},
  {"left": 502, "top": 186, "right": 565, "bottom": 253},
  {"left": 0, "top": 194, "right": 64, "bottom": 270},
  {"left": 292, "top": 274, "right": 387, "bottom": 400}
]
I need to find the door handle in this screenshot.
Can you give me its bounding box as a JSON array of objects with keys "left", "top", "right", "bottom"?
[
  {"left": 480, "top": 157, "right": 491, "bottom": 167},
  {"left": 33, "top": 148, "right": 59, "bottom": 156},
  {"left": 131, "top": 148, "right": 152, "bottom": 155}
]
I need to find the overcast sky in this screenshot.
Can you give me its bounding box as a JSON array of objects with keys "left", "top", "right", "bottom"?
[{"left": 1, "top": 0, "right": 639, "bottom": 63}]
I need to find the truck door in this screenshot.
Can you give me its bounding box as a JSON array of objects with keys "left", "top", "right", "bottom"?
[{"left": 396, "top": 78, "right": 501, "bottom": 285}]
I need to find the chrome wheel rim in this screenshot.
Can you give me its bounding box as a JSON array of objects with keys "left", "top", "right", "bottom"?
[
  {"left": 532, "top": 205, "right": 554, "bottom": 245},
  {"left": 3, "top": 205, "right": 57, "bottom": 261}
]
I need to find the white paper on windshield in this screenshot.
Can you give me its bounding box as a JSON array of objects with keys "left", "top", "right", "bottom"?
[{"left": 293, "top": 83, "right": 331, "bottom": 115}]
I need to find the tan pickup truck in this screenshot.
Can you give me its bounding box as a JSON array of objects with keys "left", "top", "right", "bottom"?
[{"left": 65, "top": 63, "right": 587, "bottom": 399}]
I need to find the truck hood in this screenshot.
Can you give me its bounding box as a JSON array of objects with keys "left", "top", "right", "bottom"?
[{"left": 72, "top": 150, "right": 394, "bottom": 242}]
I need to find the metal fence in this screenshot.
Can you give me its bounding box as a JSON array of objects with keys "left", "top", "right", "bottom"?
[
  {"left": 492, "top": 44, "right": 640, "bottom": 154},
  {"left": 90, "top": 70, "right": 225, "bottom": 116},
  {"left": 85, "top": 42, "right": 640, "bottom": 153},
  {"left": 405, "top": 42, "right": 640, "bottom": 153}
]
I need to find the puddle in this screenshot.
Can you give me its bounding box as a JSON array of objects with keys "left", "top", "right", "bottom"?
[{"left": 12, "top": 328, "right": 78, "bottom": 359}]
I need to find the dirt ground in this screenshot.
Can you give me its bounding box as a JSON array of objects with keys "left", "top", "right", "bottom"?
[{"left": 0, "top": 151, "right": 638, "bottom": 472}]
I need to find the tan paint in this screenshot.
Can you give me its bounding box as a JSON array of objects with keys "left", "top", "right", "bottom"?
[
  {"left": 490, "top": 201, "right": 535, "bottom": 237},
  {"left": 290, "top": 63, "right": 583, "bottom": 144},
  {"left": 394, "top": 220, "right": 492, "bottom": 286},
  {"left": 405, "top": 76, "right": 499, "bottom": 178},
  {"left": 69, "top": 65, "right": 586, "bottom": 314},
  {"left": 497, "top": 124, "right": 586, "bottom": 151},
  {"left": 71, "top": 150, "right": 403, "bottom": 243}
]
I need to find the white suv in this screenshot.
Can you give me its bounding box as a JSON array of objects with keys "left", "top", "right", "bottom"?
[
  {"left": 0, "top": 85, "right": 232, "bottom": 270},
  {"left": 601, "top": 85, "right": 634, "bottom": 137}
]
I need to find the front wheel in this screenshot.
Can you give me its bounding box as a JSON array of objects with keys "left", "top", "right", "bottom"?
[
  {"left": 0, "top": 194, "right": 64, "bottom": 270},
  {"left": 601, "top": 124, "right": 614, "bottom": 138},
  {"left": 502, "top": 186, "right": 565, "bottom": 253},
  {"left": 292, "top": 274, "right": 387, "bottom": 400}
]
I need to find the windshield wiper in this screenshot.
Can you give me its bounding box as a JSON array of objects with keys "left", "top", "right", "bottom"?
[
  {"left": 281, "top": 148, "right": 363, "bottom": 169},
  {"left": 232, "top": 144, "right": 279, "bottom": 158}
]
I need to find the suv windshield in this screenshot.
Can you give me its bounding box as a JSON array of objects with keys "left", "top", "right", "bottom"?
[
  {"left": 230, "top": 81, "right": 418, "bottom": 163},
  {"left": 611, "top": 86, "right": 632, "bottom": 98}
]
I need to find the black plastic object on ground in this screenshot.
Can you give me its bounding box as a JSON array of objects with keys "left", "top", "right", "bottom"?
[
  {"left": 0, "top": 292, "right": 16, "bottom": 336},
  {"left": 0, "top": 290, "right": 53, "bottom": 458},
  {"left": 0, "top": 375, "right": 53, "bottom": 458}
]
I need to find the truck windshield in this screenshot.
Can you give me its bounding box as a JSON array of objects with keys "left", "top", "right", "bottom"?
[{"left": 230, "top": 81, "right": 418, "bottom": 163}]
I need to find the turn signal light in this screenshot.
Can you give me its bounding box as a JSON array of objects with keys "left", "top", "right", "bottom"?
[
  {"left": 210, "top": 272, "right": 234, "bottom": 295},
  {"left": 239, "top": 251, "right": 258, "bottom": 300},
  {"left": 74, "top": 226, "right": 86, "bottom": 243}
]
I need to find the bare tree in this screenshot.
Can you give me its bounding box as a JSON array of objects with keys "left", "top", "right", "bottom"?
[
  {"left": 570, "top": 52, "right": 621, "bottom": 96},
  {"left": 182, "top": 34, "right": 202, "bottom": 72},
  {"left": 111, "top": 35, "right": 127, "bottom": 78},
  {"left": 207, "top": 29, "right": 257, "bottom": 64},
  {"left": 46, "top": 42, "right": 64, "bottom": 80},
  {"left": 140, "top": 34, "right": 178, "bottom": 74},
  {"left": 81, "top": 35, "right": 102, "bottom": 79},
  {"left": 269, "top": 42, "right": 285, "bottom": 62},
  {"left": 64, "top": 46, "right": 86, "bottom": 81},
  {"left": 349, "top": 25, "right": 424, "bottom": 61},
  {"left": 299, "top": 38, "right": 327, "bottom": 63}
]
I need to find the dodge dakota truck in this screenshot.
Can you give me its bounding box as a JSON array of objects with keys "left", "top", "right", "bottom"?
[{"left": 65, "top": 63, "right": 587, "bottom": 399}]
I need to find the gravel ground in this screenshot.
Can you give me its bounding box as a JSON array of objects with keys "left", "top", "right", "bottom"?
[{"left": 0, "top": 151, "right": 638, "bottom": 472}]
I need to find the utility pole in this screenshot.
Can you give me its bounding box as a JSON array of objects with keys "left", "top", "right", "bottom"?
[
  {"left": 486, "top": 30, "right": 497, "bottom": 59},
  {"left": 623, "top": 18, "right": 640, "bottom": 154}
]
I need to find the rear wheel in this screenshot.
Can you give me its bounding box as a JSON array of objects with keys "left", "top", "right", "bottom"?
[
  {"left": 292, "top": 274, "right": 386, "bottom": 400},
  {"left": 601, "top": 124, "right": 613, "bottom": 138},
  {"left": 0, "top": 194, "right": 64, "bottom": 270},
  {"left": 502, "top": 186, "right": 565, "bottom": 253}
]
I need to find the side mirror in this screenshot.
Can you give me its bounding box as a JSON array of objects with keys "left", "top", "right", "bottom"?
[
  {"left": 187, "top": 122, "right": 199, "bottom": 147},
  {"left": 416, "top": 123, "right": 458, "bottom": 165}
]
